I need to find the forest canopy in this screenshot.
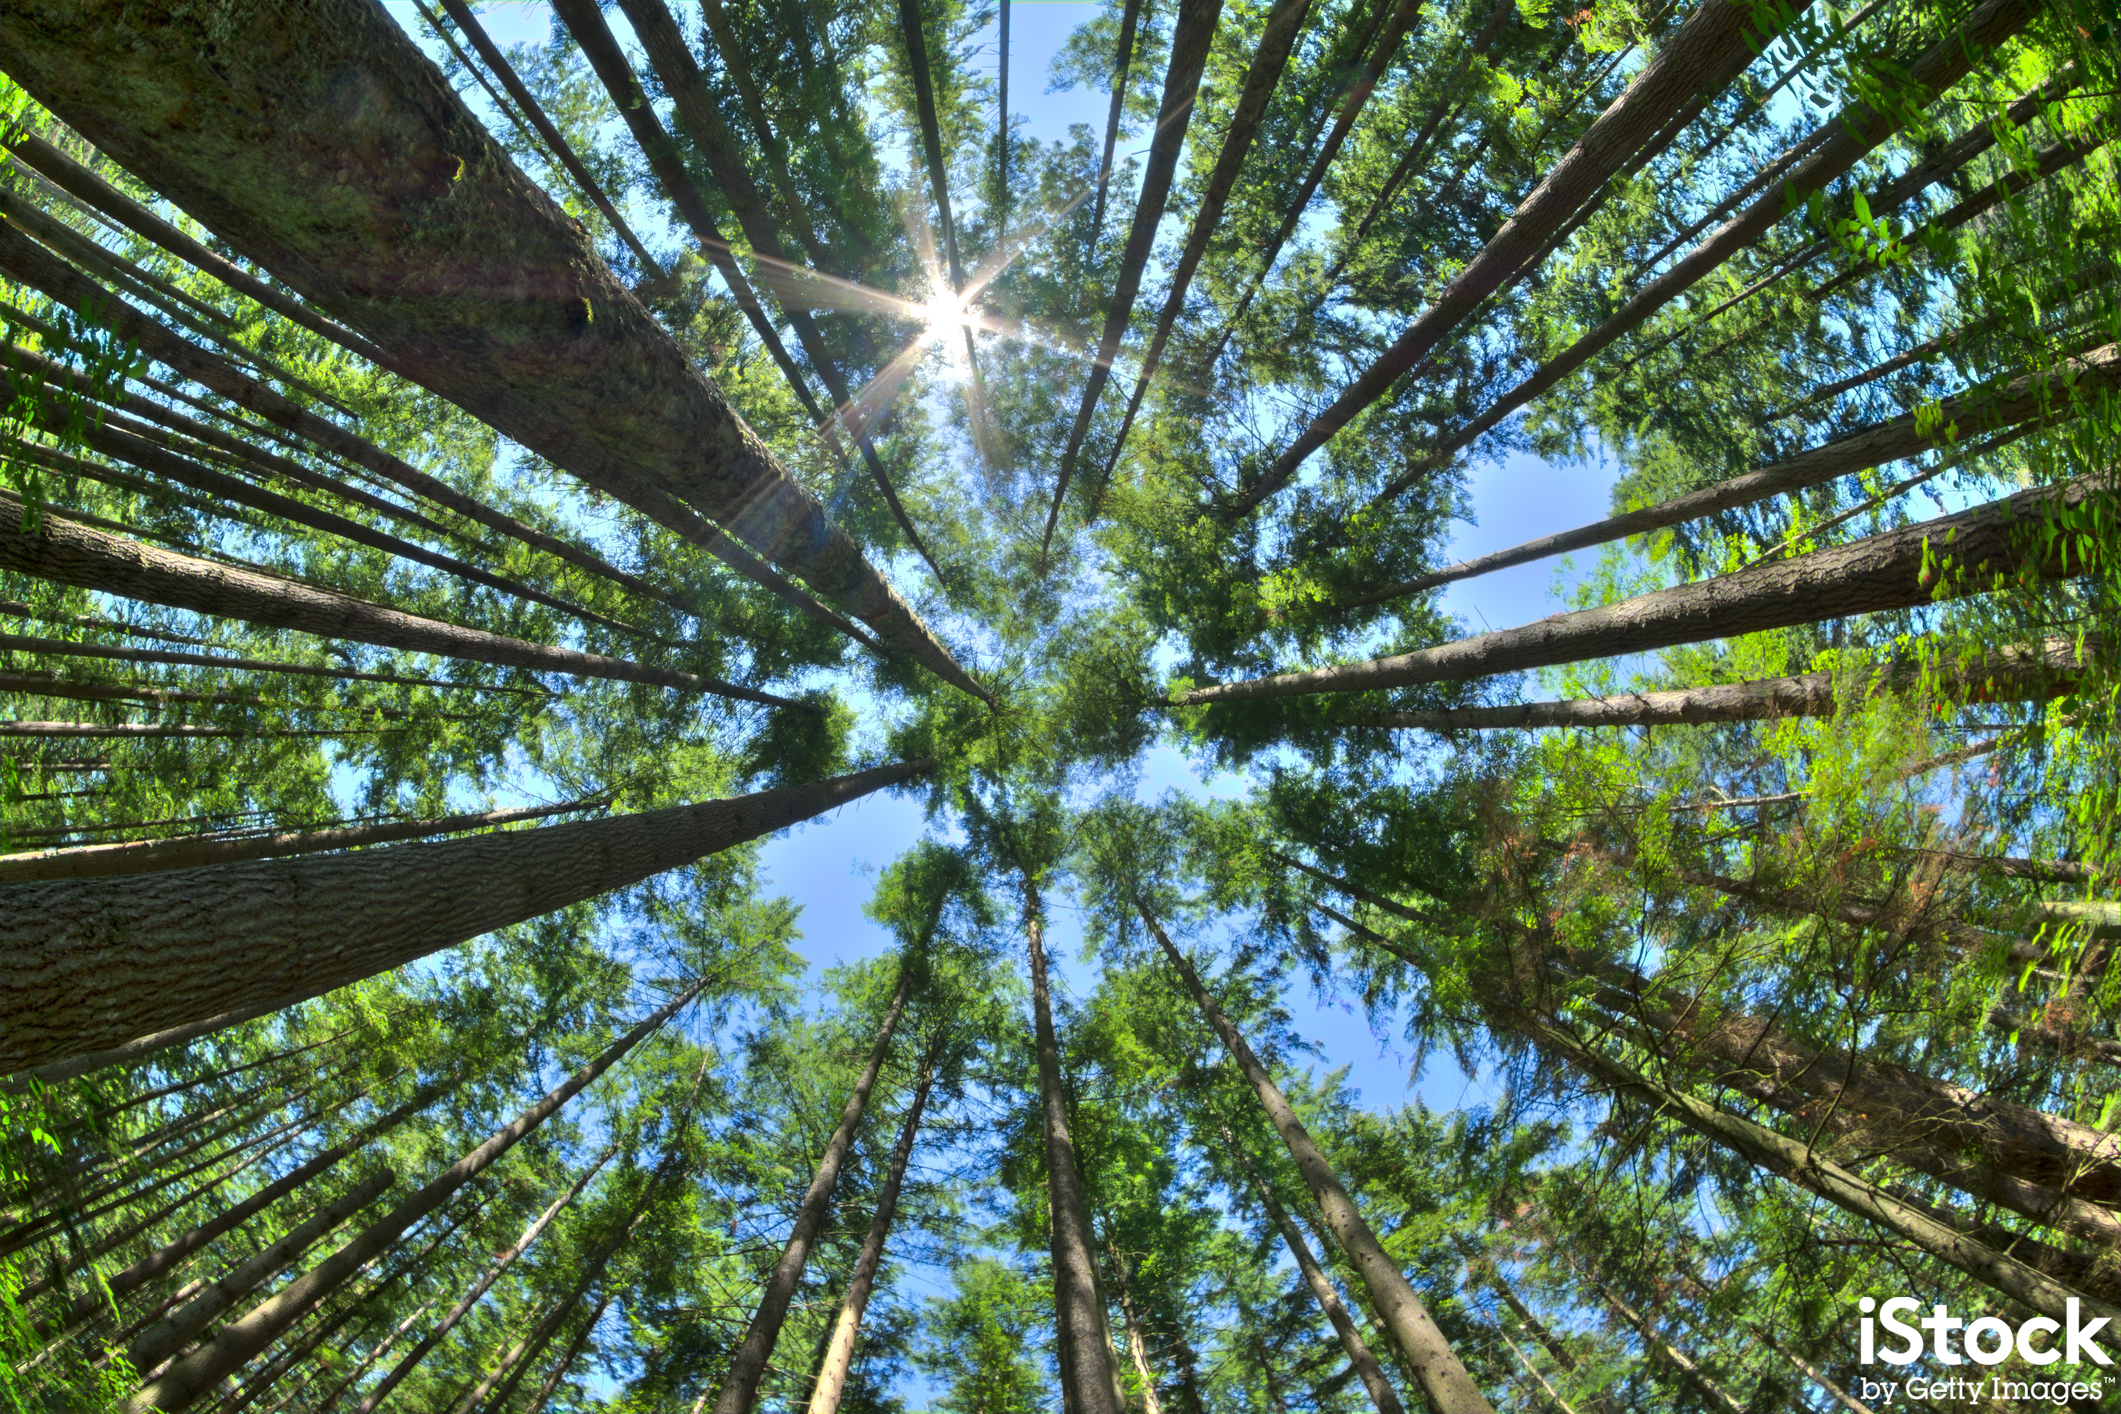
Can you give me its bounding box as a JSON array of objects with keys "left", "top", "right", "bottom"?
[{"left": 0, "top": 0, "right": 2116, "bottom": 1409}]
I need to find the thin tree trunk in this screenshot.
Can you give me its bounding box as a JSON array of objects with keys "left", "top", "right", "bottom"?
[
  {"left": 0, "top": 2, "right": 982, "bottom": 695},
  {"left": 1139, "top": 902, "right": 1494, "bottom": 1414},
  {"left": 1, "top": 759, "right": 927, "bottom": 1075},
  {"left": 1353, "top": 342, "right": 2119, "bottom": 604},
  {"left": 1089, "top": 0, "right": 1312, "bottom": 514},
  {"left": 1044, "top": 0, "right": 1225, "bottom": 554},
  {"left": 1086, "top": 0, "right": 1146, "bottom": 244},
  {"left": 0, "top": 630, "right": 549, "bottom": 699},
  {"left": 1495, "top": 1322, "right": 1581, "bottom": 1414},
  {"left": 0, "top": 670, "right": 279, "bottom": 710},
  {"left": 348, "top": 1144, "right": 617, "bottom": 1414},
  {"left": 1226, "top": 0, "right": 1777, "bottom": 516},
  {"left": 1026, "top": 873, "right": 1129, "bottom": 1414},
  {"left": 997, "top": 0, "right": 1010, "bottom": 233},
  {"left": 519, "top": 1290, "right": 613, "bottom": 1414},
  {"left": 291, "top": 1293, "right": 439, "bottom": 1414},
  {"left": 0, "top": 721, "right": 393, "bottom": 741},
  {"left": 1111, "top": 1260, "right": 1167, "bottom": 1414},
  {"left": 805, "top": 1032, "right": 943, "bottom": 1414},
  {"left": 1587, "top": 1277, "right": 1745, "bottom": 1414},
  {"left": 896, "top": 0, "right": 967, "bottom": 291},
  {"left": 1751, "top": 1324, "right": 1878, "bottom": 1414},
  {"left": 124, "top": 1167, "right": 395, "bottom": 1375},
  {"left": 122, "top": 973, "right": 711, "bottom": 1411},
  {"left": 708, "top": 965, "right": 914, "bottom": 1414},
  {"left": 0, "top": 488, "right": 793, "bottom": 703},
  {"left": 3, "top": 999, "right": 305, "bottom": 1093},
  {"left": 1991, "top": 1009, "right": 2121, "bottom": 1067},
  {"left": 1182, "top": 476, "right": 2098, "bottom": 704},
  {"left": 0, "top": 793, "right": 612, "bottom": 883},
  {"left": 1228, "top": 1130, "right": 1405, "bottom": 1414}
]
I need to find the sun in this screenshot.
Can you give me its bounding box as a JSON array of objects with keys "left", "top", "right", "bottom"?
[{"left": 918, "top": 290, "right": 977, "bottom": 341}]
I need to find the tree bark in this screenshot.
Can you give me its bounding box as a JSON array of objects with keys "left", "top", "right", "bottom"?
[
  {"left": 1139, "top": 902, "right": 1494, "bottom": 1413},
  {"left": 0, "top": 793, "right": 612, "bottom": 883},
  {"left": 518, "top": 1290, "right": 613, "bottom": 1414},
  {"left": 1045, "top": 0, "right": 1225, "bottom": 552},
  {"left": 1183, "top": 476, "right": 2099, "bottom": 704},
  {"left": 347, "top": 1144, "right": 616, "bottom": 1414},
  {"left": 708, "top": 964, "right": 914, "bottom": 1414},
  {"left": 1587, "top": 1277, "right": 1746, "bottom": 1414},
  {"left": 804, "top": 1032, "right": 942, "bottom": 1414},
  {"left": 122, "top": 973, "right": 709, "bottom": 1411},
  {"left": 1026, "top": 874, "right": 1129, "bottom": 1414},
  {"left": 1111, "top": 1257, "right": 1167, "bottom": 1414},
  {"left": 1227, "top": 0, "right": 1777, "bottom": 516},
  {"left": 0, "top": 629, "right": 548, "bottom": 699},
  {"left": 1, "top": 759, "right": 927, "bottom": 1076},
  {"left": 1353, "top": 343, "right": 2119, "bottom": 604},
  {"left": 0, "top": 488, "right": 788, "bottom": 701},
  {"left": 0, "top": 0, "right": 981, "bottom": 695},
  {"left": 1086, "top": 0, "right": 1147, "bottom": 244},
  {"left": 1229, "top": 1131, "right": 1406, "bottom": 1414}
]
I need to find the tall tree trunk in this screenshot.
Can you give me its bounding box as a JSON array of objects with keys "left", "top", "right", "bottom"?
[
  {"left": 1086, "top": 0, "right": 1147, "bottom": 243},
  {"left": 1183, "top": 476, "right": 2097, "bottom": 704},
  {"left": 1, "top": 759, "right": 927, "bottom": 1075},
  {"left": 519, "top": 1290, "right": 614, "bottom": 1414},
  {"left": 122, "top": 972, "right": 710, "bottom": 1411},
  {"left": 708, "top": 965, "right": 914, "bottom": 1414},
  {"left": 1228, "top": 1130, "right": 1405, "bottom": 1414},
  {"left": 0, "top": 488, "right": 785, "bottom": 701},
  {"left": 1139, "top": 902, "right": 1494, "bottom": 1414},
  {"left": 0, "top": 629, "right": 549, "bottom": 699},
  {"left": 1044, "top": 0, "right": 1225, "bottom": 553},
  {"left": 1356, "top": 343, "right": 2118, "bottom": 603},
  {"left": 348, "top": 1145, "right": 617, "bottom": 1414},
  {"left": 125, "top": 1167, "right": 395, "bottom": 1376},
  {"left": 1110, "top": 1256, "right": 1167, "bottom": 1414},
  {"left": 1090, "top": 0, "right": 1312, "bottom": 512},
  {"left": 804, "top": 1032, "right": 943, "bottom": 1414},
  {"left": 1332, "top": 635, "right": 2091, "bottom": 730},
  {"left": 1226, "top": 0, "right": 1777, "bottom": 516},
  {"left": 1, "top": 793, "right": 613, "bottom": 882},
  {"left": 0, "top": 0, "right": 982, "bottom": 695},
  {"left": 1026, "top": 873, "right": 1129, "bottom": 1414},
  {"left": 1586, "top": 1276, "right": 1746, "bottom": 1414}
]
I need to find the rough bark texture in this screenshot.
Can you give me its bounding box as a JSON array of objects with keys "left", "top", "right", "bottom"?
[
  {"left": 0, "top": 0, "right": 982, "bottom": 696},
  {"left": 805, "top": 1036, "right": 940, "bottom": 1414},
  {"left": 708, "top": 967, "right": 913, "bottom": 1414},
  {"left": 1355, "top": 343, "right": 2119, "bottom": 602},
  {"left": 1028, "top": 877, "right": 1130, "bottom": 1414},
  {"left": 1230, "top": 0, "right": 1776, "bottom": 515},
  {"left": 0, "top": 793, "right": 612, "bottom": 882},
  {"left": 0, "top": 760, "right": 928, "bottom": 1074},
  {"left": 123, "top": 975, "right": 706, "bottom": 1411},
  {"left": 1233, "top": 1136, "right": 1406, "bottom": 1414},
  {"left": 1046, "top": 0, "right": 1226, "bottom": 550},
  {"left": 1340, "top": 635, "right": 2093, "bottom": 730},
  {"left": 1184, "top": 476, "right": 2100, "bottom": 704},
  {"left": 1142, "top": 903, "right": 1495, "bottom": 1414},
  {"left": 0, "top": 489, "right": 772, "bottom": 698}
]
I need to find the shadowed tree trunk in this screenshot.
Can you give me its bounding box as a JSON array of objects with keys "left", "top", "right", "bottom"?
[
  {"left": 0, "top": 630, "right": 548, "bottom": 698},
  {"left": 708, "top": 965, "right": 915, "bottom": 1414},
  {"left": 1225, "top": 0, "right": 1779, "bottom": 516},
  {"left": 0, "top": 488, "right": 789, "bottom": 701},
  {"left": 1182, "top": 476, "right": 2098, "bottom": 704},
  {"left": 805, "top": 1032, "right": 943, "bottom": 1414},
  {"left": 1139, "top": 901, "right": 1495, "bottom": 1414},
  {"left": 122, "top": 974, "right": 710, "bottom": 1411},
  {"left": 347, "top": 1145, "right": 617, "bottom": 1414},
  {"left": 0, "top": 793, "right": 613, "bottom": 882},
  {"left": 0, "top": 0, "right": 983, "bottom": 695},
  {"left": 1026, "top": 873, "right": 1129, "bottom": 1414},
  {"left": 1087, "top": 0, "right": 1147, "bottom": 243},
  {"left": 519, "top": 1290, "right": 614, "bottom": 1414},
  {"left": 1227, "top": 1128, "right": 1406, "bottom": 1414},
  {"left": 0, "top": 759, "right": 928, "bottom": 1075},
  {"left": 1044, "top": 0, "right": 1225, "bottom": 552}
]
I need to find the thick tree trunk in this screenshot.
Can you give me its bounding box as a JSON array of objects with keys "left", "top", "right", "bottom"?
[
  {"left": 1524, "top": 1015, "right": 2121, "bottom": 1326},
  {"left": 708, "top": 965, "right": 914, "bottom": 1414},
  {"left": 1091, "top": 0, "right": 1313, "bottom": 508},
  {"left": 1026, "top": 875, "right": 1129, "bottom": 1414},
  {"left": 0, "top": 0, "right": 981, "bottom": 695},
  {"left": 805, "top": 1033, "right": 942, "bottom": 1414},
  {"left": 1183, "top": 476, "right": 2098, "bottom": 704},
  {"left": 1335, "top": 636, "right": 2091, "bottom": 730},
  {"left": 1139, "top": 902, "right": 1494, "bottom": 1413},
  {"left": 0, "top": 759, "right": 927, "bottom": 1075},
  {"left": 1354, "top": 343, "right": 2119, "bottom": 603},
  {"left": 0, "top": 793, "right": 612, "bottom": 883},
  {"left": 1045, "top": 0, "right": 1225, "bottom": 552},
  {"left": 1230, "top": 1133, "right": 1405, "bottom": 1414},
  {"left": 0, "top": 489, "right": 783, "bottom": 701},
  {"left": 1227, "top": 0, "right": 1776, "bottom": 515},
  {"left": 348, "top": 1144, "right": 616, "bottom": 1414},
  {"left": 123, "top": 974, "right": 708, "bottom": 1411},
  {"left": 124, "top": 1166, "right": 394, "bottom": 1376}
]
